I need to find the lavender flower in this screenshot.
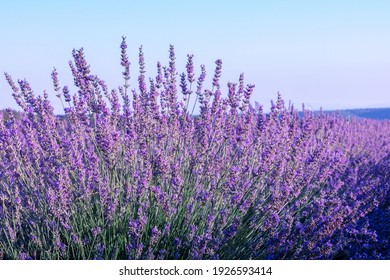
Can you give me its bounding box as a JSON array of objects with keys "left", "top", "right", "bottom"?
[{"left": 1, "top": 37, "right": 389, "bottom": 261}]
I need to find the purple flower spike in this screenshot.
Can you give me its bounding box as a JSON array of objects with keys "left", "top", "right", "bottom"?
[{"left": 1, "top": 36, "right": 389, "bottom": 261}]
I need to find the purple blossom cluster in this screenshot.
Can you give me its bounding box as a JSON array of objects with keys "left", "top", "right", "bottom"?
[{"left": 0, "top": 37, "right": 389, "bottom": 260}]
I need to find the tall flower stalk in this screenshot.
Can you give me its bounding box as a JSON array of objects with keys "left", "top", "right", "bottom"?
[{"left": 0, "top": 37, "right": 389, "bottom": 260}]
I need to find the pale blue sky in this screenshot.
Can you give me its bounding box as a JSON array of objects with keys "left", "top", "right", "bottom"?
[{"left": 1, "top": 0, "right": 389, "bottom": 113}]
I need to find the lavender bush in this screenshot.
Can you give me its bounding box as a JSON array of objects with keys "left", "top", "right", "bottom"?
[{"left": 0, "top": 37, "right": 389, "bottom": 260}]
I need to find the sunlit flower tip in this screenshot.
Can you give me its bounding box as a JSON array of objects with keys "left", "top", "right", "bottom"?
[
  {"left": 120, "top": 36, "right": 127, "bottom": 50},
  {"left": 51, "top": 67, "right": 60, "bottom": 93},
  {"left": 186, "top": 54, "right": 195, "bottom": 83},
  {"left": 212, "top": 59, "right": 223, "bottom": 88},
  {"left": 4, "top": 72, "right": 19, "bottom": 93},
  {"left": 180, "top": 72, "right": 188, "bottom": 95}
]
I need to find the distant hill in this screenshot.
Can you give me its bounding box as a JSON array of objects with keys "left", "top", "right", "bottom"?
[
  {"left": 308, "top": 108, "right": 390, "bottom": 120},
  {"left": 2, "top": 107, "right": 390, "bottom": 121}
]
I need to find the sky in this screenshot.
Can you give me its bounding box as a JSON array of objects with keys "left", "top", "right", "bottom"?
[{"left": 0, "top": 0, "right": 389, "bottom": 114}]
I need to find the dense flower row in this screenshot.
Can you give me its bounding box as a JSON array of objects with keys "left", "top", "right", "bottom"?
[{"left": 0, "top": 37, "right": 389, "bottom": 259}]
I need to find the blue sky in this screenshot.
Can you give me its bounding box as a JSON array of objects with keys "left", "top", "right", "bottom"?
[{"left": 1, "top": 0, "right": 389, "bottom": 113}]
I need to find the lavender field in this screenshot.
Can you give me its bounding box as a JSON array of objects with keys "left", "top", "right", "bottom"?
[{"left": 0, "top": 37, "right": 389, "bottom": 260}]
